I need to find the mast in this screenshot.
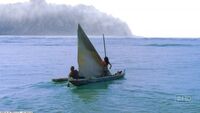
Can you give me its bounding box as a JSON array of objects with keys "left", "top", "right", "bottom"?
[{"left": 103, "top": 34, "right": 107, "bottom": 57}]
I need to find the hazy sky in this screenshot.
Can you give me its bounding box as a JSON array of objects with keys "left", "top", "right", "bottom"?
[{"left": 1, "top": 0, "right": 200, "bottom": 37}]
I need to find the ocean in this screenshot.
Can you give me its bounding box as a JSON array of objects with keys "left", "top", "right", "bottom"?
[{"left": 0, "top": 36, "right": 200, "bottom": 113}]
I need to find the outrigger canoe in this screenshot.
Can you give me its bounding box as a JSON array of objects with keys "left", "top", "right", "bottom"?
[
  {"left": 52, "top": 24, "right": 125, "bottom": 86},
  {"left": 53, "top": 70, "right": 125, "bottom": 86},
  {"left": 69, "top": 70, "right": 125, "bottom": 86}
]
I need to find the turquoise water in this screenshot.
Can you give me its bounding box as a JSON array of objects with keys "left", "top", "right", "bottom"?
[{"left": 0, "top": 36, "right": 200, "bottom": 113}]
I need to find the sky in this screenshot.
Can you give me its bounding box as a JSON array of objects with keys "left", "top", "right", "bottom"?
[{"left": 0, "top": 0, "right": 200, "bottom": 37}]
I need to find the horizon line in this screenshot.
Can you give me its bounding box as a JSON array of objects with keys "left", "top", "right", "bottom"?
[{"left": 0, "top": 35, "right": 200, "bottom": 39}]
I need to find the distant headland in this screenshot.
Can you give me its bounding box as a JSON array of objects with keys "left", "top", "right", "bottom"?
[{"left": 0, "top": 0, "right": 132, "bottom": 36}]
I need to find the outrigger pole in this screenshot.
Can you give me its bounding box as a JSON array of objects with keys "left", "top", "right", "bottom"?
[{"left": 103, "top": 34, "right": 107, "bottom": 57}]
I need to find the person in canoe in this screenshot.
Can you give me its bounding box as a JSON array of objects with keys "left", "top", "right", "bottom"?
[
  {"left": 68, "top": 66, "right": 85, "bottom": 79},
  {"left": 102, "top": 56, "right": 112, "bottom": 76},
  {"left": 68, "top": 66, "right": 79, "bottom": 79}
]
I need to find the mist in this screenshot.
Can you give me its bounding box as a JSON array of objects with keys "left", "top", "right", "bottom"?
[{"left": 0, "top": 0, "right": 132, "bottom": 36}]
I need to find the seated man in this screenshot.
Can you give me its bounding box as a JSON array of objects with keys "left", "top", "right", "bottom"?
[
  {"left": 102, "top": 56, "right": 112, "bottom": 76},
  {"left": 68, "top": 66, "right": 79, "bottom": 79},
  {"left": 102, "top": 56, "right": 112, "bottom": 69}
]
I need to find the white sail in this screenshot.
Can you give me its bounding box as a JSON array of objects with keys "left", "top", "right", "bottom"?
[{"left": 78, "top": 24, "right": 104, "bottom": 79}]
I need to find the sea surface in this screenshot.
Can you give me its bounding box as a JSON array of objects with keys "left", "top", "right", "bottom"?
[{"left": 0, "top": 36, "right": 200, "bottom": 113}]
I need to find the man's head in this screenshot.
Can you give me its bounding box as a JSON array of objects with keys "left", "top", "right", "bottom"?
[
  {"left": 70, "top": 66, "right": 74, "bottom": 71},
  {"left": 104, "top": 57, "right": 109, "bottom": 63}
]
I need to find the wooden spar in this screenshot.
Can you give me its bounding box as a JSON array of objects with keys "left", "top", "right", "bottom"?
[{"left": 103, "top": 34, "right": 107, "bottom": 57}]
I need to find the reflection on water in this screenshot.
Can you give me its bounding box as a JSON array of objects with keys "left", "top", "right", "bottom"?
[{"left": 71, "top": 81, "right": 112, "bottom": 102}]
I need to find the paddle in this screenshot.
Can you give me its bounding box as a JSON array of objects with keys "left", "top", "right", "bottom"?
[
  {"left": 67, "top": 78, "right": 70, "bottom": 87},
  {"left": 67, "top": 82, "right": 70, "bottom": 87}
]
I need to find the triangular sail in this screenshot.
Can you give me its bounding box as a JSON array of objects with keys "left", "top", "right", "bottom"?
[{"left": 78, "top": 24, "right": 104, "bottom": 79}]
